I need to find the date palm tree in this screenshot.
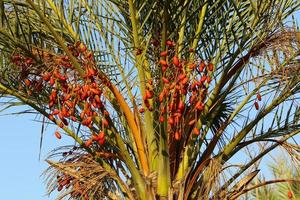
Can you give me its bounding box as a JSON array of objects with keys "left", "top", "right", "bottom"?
[
  {"left": 250, "top": 154, "right": 300, "bottom": 200},
  {"left": 0, "top": 0, "right": 300, "bottom": 199}
]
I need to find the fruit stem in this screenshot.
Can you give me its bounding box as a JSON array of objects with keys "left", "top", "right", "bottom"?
[{"left": 157, "top": 2, "right": 171, "bottom": 197}]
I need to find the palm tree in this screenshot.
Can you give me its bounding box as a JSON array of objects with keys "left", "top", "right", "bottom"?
[
  {"left": 0, "top": 0, "right": 300, "bottom": 199},
  {"left": 250, "top": 154, "right": 300, "bottom": 200}
]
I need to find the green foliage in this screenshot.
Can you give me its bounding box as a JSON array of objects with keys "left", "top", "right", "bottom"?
[{"left": 251, "top": 155, "right": 300, "bottom": 200}]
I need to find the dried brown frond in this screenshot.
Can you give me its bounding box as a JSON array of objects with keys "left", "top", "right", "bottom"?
[
  {"left": 280, "top": 142, "right": 300, "bottom": 165},
  {"left": 262, "top": 29, "right": 300, "bottom": 52},
  {"left": 44, "top": 152, "right": 120, "bottom": 200},
  {"left": 256, "top": 29, "right": 300, "bottom": 81},
  {"left": 183, "top": 158, "right": 224, "bottom": 200}
]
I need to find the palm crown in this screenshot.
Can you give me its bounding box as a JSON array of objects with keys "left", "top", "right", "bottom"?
[{"left": 0, "top": 0, "right": 300, "bottom": 199}]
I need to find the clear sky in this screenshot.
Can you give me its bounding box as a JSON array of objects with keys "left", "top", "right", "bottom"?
[
  {"left": 0, "top": 104, "right": 75, "bottom": 199},
  {"left": 0, "top": 106, "right": 56, "bottom": 199},
  {"left": 0, "top": 8, "right": 299, "bottom": 200}
]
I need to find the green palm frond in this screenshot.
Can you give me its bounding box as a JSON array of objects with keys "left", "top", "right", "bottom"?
[{"left": 251, "top": 155, "right": 300, "bottom": 200}]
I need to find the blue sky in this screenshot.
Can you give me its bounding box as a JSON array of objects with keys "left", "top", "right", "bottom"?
[
  {"left": 0, "top": 7, "right": 299, "bottom": 200},
  {"left": 0, "top": 105, "right": 75, "bottom": 199},
  {"left": 0, "top": 108, "right": 55, "bottom": 199}
]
